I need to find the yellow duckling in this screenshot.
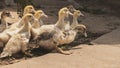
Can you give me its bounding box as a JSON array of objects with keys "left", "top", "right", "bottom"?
[{"left": 31, "top": 10, "right": 48, "bottom": 39}]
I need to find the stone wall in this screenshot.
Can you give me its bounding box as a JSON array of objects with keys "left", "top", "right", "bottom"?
[{"left": 101, "top": 0, "right": 120, "bottom": 13}]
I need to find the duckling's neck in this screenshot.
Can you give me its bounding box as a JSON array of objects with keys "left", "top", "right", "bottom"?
[
  {"left": 39, "top": 19, "right": 43, "bottom": 26},
  {"left": 23, "top": 11, "right": 27, "bottom": 15},
  {"left": 1, "top": 16, "right": 7, "bottom": 24},
  {"left": 32, "top": 19, "right": 42, "bottom": 28},
  {"left": 34, "top": 14, "right": 40, "bottom": 19},
  {"left": 19, "top": 19, "right": 30, "bottom": 33},
  {"left": 34, "top": 14, "right": 43, "bottom": 27},
  {"left": 16, "top": 20, "right": 22, "bottom": 28},
  {"left": 18, "top": 17, "right": 29, "bottom": 28},
  {"left": 55, "top": 16, "right": 66, "bottom": 30},
  {"left": 71, "top": 15, "right": 78, "bottom": 28}
]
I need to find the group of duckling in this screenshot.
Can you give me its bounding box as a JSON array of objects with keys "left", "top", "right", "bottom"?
[{"left": 0, "top": 5, "right": 87, "bottom": 59}]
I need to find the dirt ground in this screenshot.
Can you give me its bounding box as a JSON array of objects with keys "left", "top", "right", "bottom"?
[{"left": 0, "top": 0, "right": 120, "bottom": 68}]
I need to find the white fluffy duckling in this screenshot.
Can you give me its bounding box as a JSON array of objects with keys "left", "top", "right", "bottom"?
[
  {"left": 55, "top": 7, "right": 73, "bottom": 31},
  {"left": 31, "top": 10, "right": 48, "bottom": 39},
  {"left": 71, "top": 10, "right": 84, "bottom": 29},
  {"left": 63, "top": 24, "right": 87, "bottom": 44}
]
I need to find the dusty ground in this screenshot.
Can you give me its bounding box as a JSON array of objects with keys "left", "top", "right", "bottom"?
[{"left": 0, "top": 0, "right": 120, "bottom": 68}]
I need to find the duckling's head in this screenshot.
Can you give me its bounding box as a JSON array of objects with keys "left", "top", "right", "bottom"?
[
  {"left": 0, "top": 51, "right": 10, "bottom": 59},
  {"left": 74, "top": 10, "right": 84, "bottom": 17},
  {"left": 22, "top": 13, "right": 36, "bottom": 22},
  {"left": 24, "top": 5, "right": 36, "bottom": 15},
  {"left": 34, "top": 10, "right": 48, "bottom": 19},
  {"left": 58, "top": 7, "right": 73, "bottom": 18},
  {"left": 1, "top": 10, "right": 14, "bottom": 18},
  {"left": 74, "top": 24, "right": 87, "bottom": 37}
]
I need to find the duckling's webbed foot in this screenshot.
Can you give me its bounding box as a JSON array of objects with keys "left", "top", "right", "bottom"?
[
  {"left": 54, "top": 47, "right": 73, "bottom": 55},
  {"left": 7, "top": 56, "right": 15, "bottom": 62},
  {"left": 63, "top": 30, "right": 70, "bottom": 35},
  {"left": 24, "top": 50, "right": 33, "bottom": 57},
  {"left": 21, "top": 44, "right": 33, "bottom": 57}
]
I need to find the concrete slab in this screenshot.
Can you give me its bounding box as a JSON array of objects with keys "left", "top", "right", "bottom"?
[
  {"left": 1, "top": 45, "right": 120, "bottom": 68},
  {"left": 92, "top": 28, "right": 120, "bottom": 45}
]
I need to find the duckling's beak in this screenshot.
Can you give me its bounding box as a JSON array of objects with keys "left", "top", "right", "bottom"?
[
  {"left": 80, "top": 13, "right": 84, "bottom": 16},
  {"left": 68, "top": 11, "right": 73, "bottom": 16},
  {"left": 31, "top": 9, "right": 36, "bottom": 14},
  {"left": 42, "top": 13, "right": 48, "bottom": 18}
]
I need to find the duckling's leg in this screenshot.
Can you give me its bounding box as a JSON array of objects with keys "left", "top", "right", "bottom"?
[
  {"left": 21, "top": 43, "right": 33, "bottom": 57},
  {"left": 5, "top": 22, "right": 8, "bottom": 29},
  {"left": 54, "top": 46, "right": 73, "bottom": 55},
  {"left": 8, "top": 56, "right": 15, "bottom": 61}
]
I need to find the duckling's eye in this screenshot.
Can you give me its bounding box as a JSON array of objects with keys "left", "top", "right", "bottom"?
[
  {"left": 64, "top": 9, "right": 68, "bottom": 12},
  {"left": 39, "top": 12, "right": 43, "bottom": 14},
  {"left": 28, "top": 15, "right": 32, "bottom": 18},
  {"left": 77, "top": 12, "right": 80, "bottom": 14},
  {"left": 29, "top": 7, "right": 32, "bottom": 9},
  {"left": 78, "top": 28, "right": 82, "bottom": 30}
]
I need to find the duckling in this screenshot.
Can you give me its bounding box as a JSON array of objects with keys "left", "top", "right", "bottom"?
[
  {"left": 32, "top": 10, "right": 48, "bottom": 28},
  {"left": 31, "top": 10, "right": 48, "bottom": 40},
  {"left": 0, "top": 14, "right": 35, "bottom": 58},
  {"left": 17, "top": 14, "right": 34, "bottom": 39},
  {"left": 55, "top": 7, "right": 73, "bottom": 31},
  {"left": 71, "top": 10, "right": 84, "bottom": 29},
  {"left": 62, "top": 24, "right": 87, "bottom": 44},
  {"left": 0, "top": 10, "right": 14, "bottom": 31},
  {"left": 0, "top": 34, "right": 28, "bottom": 58}
]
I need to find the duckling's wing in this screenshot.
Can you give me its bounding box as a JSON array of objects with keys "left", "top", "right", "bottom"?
[{"left": 38, "top": 31, "right": 55, "bottom": 40}]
